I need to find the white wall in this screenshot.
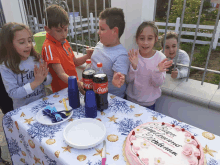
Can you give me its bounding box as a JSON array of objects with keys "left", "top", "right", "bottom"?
[
  {"left": 111, "top": 0, "right": 155, "bottom": 51},
  {"left": 156, "top": 95, "right": 220, "bottom": 136},
  {"left": 1, "top": 0, "right": 27, "bottom": 24}
]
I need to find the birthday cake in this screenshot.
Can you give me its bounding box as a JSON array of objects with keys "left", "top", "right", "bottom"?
[{"left": 123, "top": 122, "right": 204, "bottom": 165}]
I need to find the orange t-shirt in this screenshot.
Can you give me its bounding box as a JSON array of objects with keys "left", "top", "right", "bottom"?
[{"left": 42, "top": 33, "right": 78, "bottom": 93}]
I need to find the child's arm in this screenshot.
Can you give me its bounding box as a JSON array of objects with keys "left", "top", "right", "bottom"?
[
  {"left": 51, "top": 63, "right": 69, "bottom": 84},
  {"left": 73, "top": 48, "right": 93, "bottom": 66},
  {"left": 51, "top": 63, "right": 85, "bottom": 94},
  {"left": 112, "top": 72, "right": 125, "bottom": 88},
  {"left": 126, "top": 49, "right": 139, "bottom": 83},
  {"left": 0, "top": 64, "right": 46, "bottom": 99},
  {"left": 151, "top": 58, "right": 172, "bottom": 87}
]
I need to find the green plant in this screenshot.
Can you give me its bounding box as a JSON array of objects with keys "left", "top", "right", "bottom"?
[
  {"left": 191, "top": 45, "right": 209, "bottom": 66},
  {"left": 169, "top": 0, "right": 205, "bottom": 24},
  {"left": 180, "top": 42, "right": 193, "bottom": 53},
  {"left": 210, "top": 74, "right": 220, "bottom": 85}
]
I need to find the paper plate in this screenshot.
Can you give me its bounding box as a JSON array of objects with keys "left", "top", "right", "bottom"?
[
  {"left": 63, "top": 118, "right": 106, "bottom": 149},
  {"left": 36, "top": 109, "right": 73, "bottom": 125}
]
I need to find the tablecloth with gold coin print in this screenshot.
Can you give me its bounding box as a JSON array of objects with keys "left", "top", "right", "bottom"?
[{"left": 2, "top": 88, "right": 220, "bottom": 165}]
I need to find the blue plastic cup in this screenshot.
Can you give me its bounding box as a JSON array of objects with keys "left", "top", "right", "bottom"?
[
  {"left": 85, "top": 90, "right": 97, "bottom": 118},
  {"left": 68, "top": 76, "right": 80, "bottom": 109}
]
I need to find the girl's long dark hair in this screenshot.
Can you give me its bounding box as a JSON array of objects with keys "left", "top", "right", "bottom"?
[{"left": 0, "top": 22, "right": 40, "bottom": 74}]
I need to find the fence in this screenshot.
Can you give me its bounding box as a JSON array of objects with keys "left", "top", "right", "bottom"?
[
  {"left": 155, "top": 17, "right": 220, "bottom": 49},
  {"left": 28, "top": 15, "right": 45, "bottom": 33},
  {"left": 69, "top": 13, "right": 98, "bottom": 38},
  {"left": 29, "top": 12, "right": 99, "bottom": 38}
]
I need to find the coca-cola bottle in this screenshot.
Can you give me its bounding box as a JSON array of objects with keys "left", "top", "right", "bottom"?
[
  {"left": 82, "top": 59, "right": 95, "bottom": 92},
  {"left": 82, "top": 59, "right": 95, "bottom": 102},
  {"left": 93, "top": 63, "right": 108, "bottom": 111}
]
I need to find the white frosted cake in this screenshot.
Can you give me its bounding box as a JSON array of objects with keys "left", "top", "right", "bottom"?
[{"left": 124, "top": 122, "right": 204, "bottom": 165}]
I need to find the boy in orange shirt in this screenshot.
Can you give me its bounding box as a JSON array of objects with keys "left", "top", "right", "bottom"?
[{"left": 42, "top": 5, "right": 91, "bottom": 93}]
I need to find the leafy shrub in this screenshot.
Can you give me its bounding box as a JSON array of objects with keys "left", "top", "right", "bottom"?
[{"left": 169, "top": 0, "right": 205, "bottom": 24}]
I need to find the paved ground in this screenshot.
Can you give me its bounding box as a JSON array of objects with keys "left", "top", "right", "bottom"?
[{"left": 0, "top": 109, "right": 12, "bottom": 165}]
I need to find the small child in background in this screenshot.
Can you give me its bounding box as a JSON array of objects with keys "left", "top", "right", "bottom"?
[
  {"left": 126, "top": 21, "right": 172, "bottom": 111},
  {"left": 89, "top": 7, "right": 130, "bottom": 98},
  {"left": 42, "top": 5, "right": 92, "bottom": 93},
  {"left": 0, "top": 22, "right": 52, "bottom": 110},
  {"left": 161, "top": 31, "right": 190, "bottom": 79}
]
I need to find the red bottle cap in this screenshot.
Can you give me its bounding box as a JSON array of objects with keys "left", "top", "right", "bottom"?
[
  {"left": 97, "top": 63, "right": 102, "bottom": 67},
  {"left": 86, "top": 59, "right": 91, "bottom": 64}
]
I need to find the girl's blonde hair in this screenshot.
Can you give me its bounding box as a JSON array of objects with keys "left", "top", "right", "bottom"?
[{"left": 0, "top": 22, "right": 40, "bottom": 74}]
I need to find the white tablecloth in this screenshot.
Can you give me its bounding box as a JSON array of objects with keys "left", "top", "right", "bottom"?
[{"left": 3, "top": 88, "right": 220, "bottom": 165}]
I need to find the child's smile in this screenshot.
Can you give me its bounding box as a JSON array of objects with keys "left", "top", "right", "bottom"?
[{"left": 136, "top": 26, "right": 157, "bottom": 58}]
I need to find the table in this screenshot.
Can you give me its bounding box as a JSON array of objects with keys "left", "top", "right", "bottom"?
[{"left": 3, "top": 88, "right": 220, "bottom": 165}]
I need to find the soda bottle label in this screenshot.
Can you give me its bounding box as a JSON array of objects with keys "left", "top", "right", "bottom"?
[
  {"left": 83, "top": 78, "right": 93, "bottom": 90},
  {"left": 93, "top": 82, "right": 108, "bottom": 94}
]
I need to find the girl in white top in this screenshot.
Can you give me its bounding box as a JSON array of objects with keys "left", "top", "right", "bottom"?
[
  {"left": 161, "top": 31, "right": 190, "bottom": 79},
  {"left": 126, "top": 21, "right": 172, "bottom": 110}
]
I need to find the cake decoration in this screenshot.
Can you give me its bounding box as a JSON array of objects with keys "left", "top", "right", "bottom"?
[
  {"left": 124, "top": 122, "right": 204, "bottom": 165},
  {"left": 154, "top": 157, "right": 165, "bottom": 165},
  {"left": 188, "top": 160, "right": 197, "bottom": 165},
  {"left": 141, "top": 158, "right": 149, "bottom": 165},
  {"left": 182, "top": 145, "right": 193, "bottom": 156}
]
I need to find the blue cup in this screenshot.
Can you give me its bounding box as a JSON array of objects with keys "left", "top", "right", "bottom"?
[
  {"left": 85, "top": 90, "right": 97, "bottom": 118},
  {"left": 68, "top": 76, "right": 80, "bottom": 109}
]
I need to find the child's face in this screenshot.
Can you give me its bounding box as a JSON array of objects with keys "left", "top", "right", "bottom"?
[
  {"left": 13, "top": 29, "right": 32, "bottom": 61},
  {"left": 98, "top": 19, "right": 118, "bottom": 47},
  {"left": 164, "top": 38, "right": 178, "bottom": 59},
  {"left": 136, "top": 26, "right": 158, "bottom": 57},
  {"left": 46, "top": 25, "right": 68, "bottom": 43}
]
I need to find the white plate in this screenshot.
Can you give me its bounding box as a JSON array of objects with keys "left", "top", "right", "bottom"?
[
  {"left": 36, "top": 109, "right": 73, "bottom": 125},
  {"left": 63, "top": 118, "right": 106, "bottom": 149}
]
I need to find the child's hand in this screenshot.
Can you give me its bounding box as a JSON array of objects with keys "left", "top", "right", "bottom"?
[
  {"left": 128, "top": 49, "right": 138, "bottom": 70},
  {"left": 39, "top": 59, "right": 49, "bottom": 78},
  {"left": 171, "top": 69, "right": 178, "bottom": 79},
  {"left": 112, "top": 72, "right": 125, "bottom": 88},
  {"left": 77, "top": 80, "right": 85, "bottom": 95},
  {"left": 158, "top": 58, "right": 173, "bottom": 72},
  {"left": 34, "top": 64, "right": 47, "bottom": 85},
  {"left": 86, "top": 47, "right": 94, "bottom": 59}
]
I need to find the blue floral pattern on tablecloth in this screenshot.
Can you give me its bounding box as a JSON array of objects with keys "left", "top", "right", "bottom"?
[{"left": 2, "top": 88, "right": 220, "bottom": 165}]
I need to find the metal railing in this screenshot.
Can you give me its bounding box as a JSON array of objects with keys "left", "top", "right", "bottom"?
[
  {"left": 16, "top": 0, "right": 220, "bottom": 89},
  {"left": 160, "top": 0, "right": 220, "bottom": 89}
]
